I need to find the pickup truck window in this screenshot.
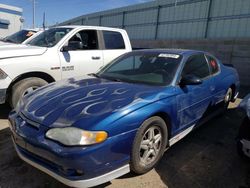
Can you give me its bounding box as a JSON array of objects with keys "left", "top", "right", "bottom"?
[
  {"left": 103, "top": 31, "right": 125, "bottom": 50},
  {"left": 27, "top": 28, "right": 72, "bottom": 47},
  {"left": 68, "top": 30, "right": 99, "bottom": 50}
]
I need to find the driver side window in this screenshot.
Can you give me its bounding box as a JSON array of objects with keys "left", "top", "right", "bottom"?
[
  {"left": 182, "top": 54, "right": 210, "bottom": 79},
  {"left": 67, "top": 30, "right": 99, "bottom": 51}
]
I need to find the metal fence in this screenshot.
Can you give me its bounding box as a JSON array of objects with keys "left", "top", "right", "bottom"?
[{"left": 59, "top": 0, "right": 250, "bottom": 40}]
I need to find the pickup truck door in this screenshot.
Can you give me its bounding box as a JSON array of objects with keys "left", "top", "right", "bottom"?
[
  {"left": 175, "top": 53, "right": 214, "bottom": 131},
  {"left": 58, "top": 29, "right": 103, "bottom": 79},
  {"left": 101, "top": 30, "right": 131, "bottom": 65}
]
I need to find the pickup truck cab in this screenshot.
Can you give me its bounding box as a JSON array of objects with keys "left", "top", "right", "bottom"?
[{"left": 0, "top": 26, "right": 132, "bottom": 107}]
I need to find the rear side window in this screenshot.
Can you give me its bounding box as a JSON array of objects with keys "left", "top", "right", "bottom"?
[
  {"left": 206, "top": 55, "right": 219, "bottom": 74},
  {"left": 103, "top": 31, "right": 125, "bottom": 50},
  {"left": 182, "top": 54, "right": 210, "bottom": 79}
]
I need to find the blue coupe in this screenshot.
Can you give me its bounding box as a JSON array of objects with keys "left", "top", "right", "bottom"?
[{"left": 9, "top": 49, "right": 240, "bottom": 187}]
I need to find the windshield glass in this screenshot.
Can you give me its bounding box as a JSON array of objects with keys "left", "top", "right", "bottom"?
[
  {"left": 3, "top": 30, "right": 37, "bottom": 44},
  {"left": 98, "top": 52, "right": 182, "bottom": 86},
  {"left": 27, "top": 27, "right": 72, "bottom": 47}
]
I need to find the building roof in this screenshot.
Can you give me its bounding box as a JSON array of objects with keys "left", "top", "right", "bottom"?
[{"left": 0, "top": 3, "right": 22, "bottom": 15}]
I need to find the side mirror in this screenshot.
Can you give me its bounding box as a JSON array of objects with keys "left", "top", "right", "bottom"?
[
  {"left": 180, "top": 74, "right": 202, "bottom": 86},
  {"left": 61, "top": 41, "right": 82, "bottom": 52}
]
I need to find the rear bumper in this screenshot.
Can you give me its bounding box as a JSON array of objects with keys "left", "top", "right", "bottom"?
[{"left": 13, "top": 140, "right": 130, "bottom": 188}]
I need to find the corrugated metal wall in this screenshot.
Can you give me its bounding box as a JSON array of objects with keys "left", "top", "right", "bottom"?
[{"left": 59, "top": 0, "right": 250, "bottom": 39}]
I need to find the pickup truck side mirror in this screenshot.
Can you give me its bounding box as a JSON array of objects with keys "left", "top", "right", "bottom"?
[
  {"left": 180, "top": 74, "right": 203, "bottom": 86},
  {"left": 61, "top": 41, "right": 83, "bottom": 52}
]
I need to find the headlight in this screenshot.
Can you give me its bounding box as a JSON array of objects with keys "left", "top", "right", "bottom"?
[
  {"left": 46, "top": 127, "right": 108, "bottom": 146},
  {"left": 0, "top": 69, "right": 7, "bottom": 79}
]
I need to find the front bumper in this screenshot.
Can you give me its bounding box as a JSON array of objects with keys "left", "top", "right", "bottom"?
[
  {"left": 0, "top": 88, "right": 7, "bottom": 104},
  {"left": 0, "top": 76, "right": 13, "bottom": 104},
  {"left": 13, "top": 140, "right": 129, "bottom": 188},
  {"left": 9, "top": 111, "right": 136, "bottom": 187}
]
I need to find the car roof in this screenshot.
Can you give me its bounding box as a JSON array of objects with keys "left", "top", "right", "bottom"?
[
  {"left": 53, "top": 25, "right": 125, "bottom": 32},
  {"left": 133, "top": 48, "right": 207, "bottom": 56},
  {"left": 22, "top": 28, "right": 44, "bottom": 32}
]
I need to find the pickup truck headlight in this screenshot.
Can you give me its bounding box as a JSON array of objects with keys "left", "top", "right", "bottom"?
[
  {"left": 0, "top": 69, "right": 7, "bottom": 79},
  {"left": 46, "top": 127, "right": 108, "bottom": 146}
]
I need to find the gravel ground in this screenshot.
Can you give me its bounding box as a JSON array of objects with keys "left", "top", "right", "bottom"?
[{"left": 0, "top": 90, "right": 250, "bottom": 188}]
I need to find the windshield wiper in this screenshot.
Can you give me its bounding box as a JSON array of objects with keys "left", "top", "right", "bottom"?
[
  {"left": 104, "top": 76, "right": 124, "bottom": 82},
  {"left": 88, "top": 73, "right": 101, "bottom": 78}
]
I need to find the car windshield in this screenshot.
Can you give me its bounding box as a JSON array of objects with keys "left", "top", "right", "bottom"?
[
  {"left": 97, "top": 52, "right": 182, "bottom": 86},
  {"left": 27, "top": 27, "right": 72, "bottom": 47},
  {"left": 2, "top": 30, "right": 37, "bottom": 44}
]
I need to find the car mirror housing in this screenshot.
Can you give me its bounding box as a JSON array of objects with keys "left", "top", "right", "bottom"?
[{"left": 180, "top": 74, "right": 203, "bottom": 86}]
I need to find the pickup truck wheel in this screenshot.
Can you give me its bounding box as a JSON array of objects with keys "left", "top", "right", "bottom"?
[
  {"left": 11, "top": 77, "right": 48, "bottom": 108},
  {"left": 130, "top": 116, "right": 168, "bottom": 174}
]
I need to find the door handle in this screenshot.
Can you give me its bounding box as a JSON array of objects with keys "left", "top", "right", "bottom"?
[{"left": 92, "top": 56, "right": 101, "bottom": 60}]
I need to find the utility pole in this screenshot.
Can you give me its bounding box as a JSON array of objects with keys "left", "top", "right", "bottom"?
[
  {"left": 32, "top": 0, "right": 36, "bottom": 28},
  {"left": 43, "top": 12, "right": 45, "bottom": 29}
]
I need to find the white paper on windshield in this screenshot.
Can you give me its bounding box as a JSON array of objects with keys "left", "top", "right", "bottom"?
[{"left": 158, "top": 54, "right": 180, "bottom": 59}]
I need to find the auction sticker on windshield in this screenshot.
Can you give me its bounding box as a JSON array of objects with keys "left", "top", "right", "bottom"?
[{"left": 158, "top": 54, "right": 180, "bottom": 58}]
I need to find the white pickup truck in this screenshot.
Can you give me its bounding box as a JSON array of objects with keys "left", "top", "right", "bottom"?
[{"left": 0, "top": 26, "right": 132, "bottom": 107}]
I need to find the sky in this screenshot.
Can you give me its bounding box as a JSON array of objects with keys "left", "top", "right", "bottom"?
[{"left": 1, "top": 0, "right": 153, "bottom": 28}]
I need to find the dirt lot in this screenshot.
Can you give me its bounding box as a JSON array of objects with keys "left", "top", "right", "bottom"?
[{"left": 0, "top": 88, "right": 250, "bottom": 188}]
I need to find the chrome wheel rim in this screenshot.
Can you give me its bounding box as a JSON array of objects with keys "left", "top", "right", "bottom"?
[
  {"left": 23, "top": 86, "right": 38, "bottom": 97},
  {"left": 225, "top": 89, "right": 232, "bottom": 103},
  {"left": 139, "top": 126, "right": 162, "bottom": 166}
]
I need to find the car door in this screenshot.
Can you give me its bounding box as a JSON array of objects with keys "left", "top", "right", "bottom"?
[
  {"left": 58, "top": 29, "right": 103, "bottom": 79},
  {"left": 175, "top": 53, "right": 213, "bottom": 130}
]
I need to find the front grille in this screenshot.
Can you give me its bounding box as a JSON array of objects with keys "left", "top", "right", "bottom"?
[{"left": 18, "top": 145, "right": 85, "bottom": 178}]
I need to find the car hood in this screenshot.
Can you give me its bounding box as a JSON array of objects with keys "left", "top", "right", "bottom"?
[
  {"left": 19, "top": 76, "right": 174, "bottom": 129},
  {"left": 0, "top": 44, "right": 47, "bottom": 59},
  {"left": 0, "top": 41, "right": 12, "bottom": 45}
]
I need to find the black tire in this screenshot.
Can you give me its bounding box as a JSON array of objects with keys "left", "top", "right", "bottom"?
[
  {"left": 224, "top": 87, "right": 233, "bottom": 110},
  {"left": 11, "top": 77, "right": 48, "bottom": 108},
  {"left": 130, "top": 116, "right": 168, "bottom": 174}
]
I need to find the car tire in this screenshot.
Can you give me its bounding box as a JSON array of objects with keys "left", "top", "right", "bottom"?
[
  {"left": 11, "top": 77, "right": 48, "bottom": 108},
  {"left": 130, "top": 116, "right": 168, "bottom": 174},
  {"left": 224, "top": 87, "right": 233, "bottom": 110}
]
